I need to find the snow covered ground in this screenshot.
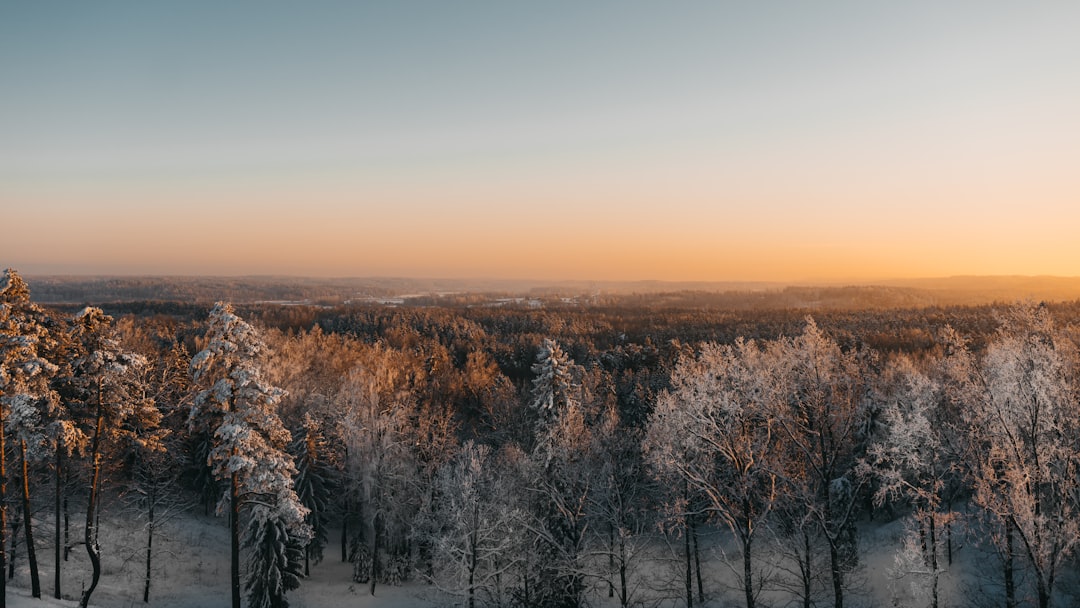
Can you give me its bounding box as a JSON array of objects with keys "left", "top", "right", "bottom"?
[{"left": 6, "top": 505, "right": 1080, "bottom": 607}]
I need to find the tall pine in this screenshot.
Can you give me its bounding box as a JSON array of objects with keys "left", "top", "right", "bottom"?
[
  {"left": 0, "top": 269, "right": 59, "bottom": 603},
  {"left": 190, "top": 302, "right": 311, "bottom": 608},
  {"left": 68, "top": 307, "right": 157, "bottom": 608}
]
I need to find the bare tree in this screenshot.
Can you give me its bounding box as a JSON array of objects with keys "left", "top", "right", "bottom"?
[
  {"left": 865, "top": 355, "right": 955, "bottom": 608},
  {"left": 589, "top": 406, "right": 654, "bottom": 608},
  {"left": 422, "top": 442, "right": 525, "bottom": 608},
  {"left": 646, "top": 339, "right": 782, "bottom": 608},
  {"left": 947, "top": 304, "right": 1080, "bottom": 608},
  {"left": 771, "top": 319, "right": 868, "bottom": 608}
]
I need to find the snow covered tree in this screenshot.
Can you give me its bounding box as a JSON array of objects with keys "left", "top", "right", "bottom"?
[
  {"left": 334, "top": 354, "right": 417, "bottom": 595},
  {"left": 424, "top": 441, "right": 525, "bottom": 608},
  {"left": 646, "top": 339, "right": 782, "bottom": 608},
  {"left": 864, "top": 356, "right": 955, "bottom": 608},
  {"left": 772, "top": 319, "right": 869, "bottom": 608},
  {"left": 522, "top": 339, "right": 595, "bottom": 608},
  {"left": 947, "top": 304, "right": 1080, "bottom": 608},
  {"left": 67, "top": 306, "right": 159, "bottom": 608},
  {"left": 40, "top": 316, "right": 86, "bottom": 601},
  {"left": 116, "top": 330, "right": 191, "bottom": 604},
  {"left": 190, "top": 302, "right": 311, "bottom": 608},
  {"left": 0, "top": 269, "right": 60, "bottom": 602},
  {"left": 529, "top": 339, "right": 582, "bottom": 452}
]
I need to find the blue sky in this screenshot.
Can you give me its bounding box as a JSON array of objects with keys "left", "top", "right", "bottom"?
[{"left": 3, "top": 2, "right": 1079, "bottom": 280}]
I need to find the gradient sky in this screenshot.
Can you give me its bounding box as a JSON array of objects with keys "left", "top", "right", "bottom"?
[{"left": 2, "top": 2, "right": 1079, "bottom": 282}]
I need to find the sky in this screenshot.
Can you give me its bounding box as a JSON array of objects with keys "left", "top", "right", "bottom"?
[{"left": 2, "top": 2, "right": 1079, "bottom": 282}]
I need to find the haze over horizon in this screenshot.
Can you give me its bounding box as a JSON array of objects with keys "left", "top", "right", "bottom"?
[{"left": 3, "top": 2, "right": 1079, "bottom": 282}]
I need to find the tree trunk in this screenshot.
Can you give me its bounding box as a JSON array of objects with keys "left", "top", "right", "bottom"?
[
  {"left": 1004, "top": 518, "right": 1015, "bottom": 608},
  {"left": 8, "top": 504, "right": 18, "bottom": 580},
  {"left": 802, "top": 528, "right": 812, "bottom": 608},
  {"left": 341, "top": 446, "right": 349, "bottom": 562},
  {"left": 522, "top": 563, "right": 530, "bottom": 607},
  {"left": 341, "top": 495, "right": 349, "bottom": 562},
  {"left": 619, "top": 531, "right": 628, "bottom": 608},
  {"left": 946, "top": 497, "right": 953, "bottom": 567},
  {"left": 928, "top": 513, "right": 938, "bottom": 608},
  {"left": 21, "top": 440, "right": 41, "bottom": 597},
  {"left": 369, "top": 511, "right": 380, "bottom": 596},
  {"left": 64, "top": 494, "right": 70, "bottom": 561},
  {"left": 231, "top": 471, "right": 241, "bottom": 608},
  {"left": 743, "top": 531, "right": 755, "bottom": 608},
  {"left": 55, "top": 446, "right": 61, "bottom": 599},
  {"left": 468, "top": 508, "right": 478, "bottom": 608},
  {"left": 144, "top": 487, "right": 154, "bottom": 603},
  {"left": 1, "top": 404, "right": 9, "bottom": 608},
  {"left": 946, "top": 519, "right": 953, "bottom": 566},
  {"left": 692, "top": 516, "right": 704, "bottom": 603},
  {"left": 684, "top": 517, "right": 693, "bottom": 608},
  {"left": 467, "top": 535, "right": 476, "bottom": 608},
  {"left": 829, "top": 540, "right": 844, "bottom": 608},
  {"left": 80, "top": 395, "right": 105, "bottom": 608},
  {"left": 608, "top": 523, "right": 615, "bottom": 598}
]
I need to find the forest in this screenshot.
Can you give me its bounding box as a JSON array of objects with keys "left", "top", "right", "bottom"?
[{"left": 4, "top": 267, "right": 1080, "bottom": 608}]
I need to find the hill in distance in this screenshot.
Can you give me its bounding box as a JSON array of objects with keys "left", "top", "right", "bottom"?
[{"left": 20, "top": 274, "right": 1080, "bottom": 310}]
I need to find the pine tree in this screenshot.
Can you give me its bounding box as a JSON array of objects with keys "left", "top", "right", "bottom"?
[
  {"left": 190, "top": 302, "right": 311, "bottom": 608},
  {"left": 525, "top": 338, "right": 593, "bottom": 608},
  {"left": 529, "top": 339, "right": 580, "bottom": 430},
  {"left": 0, "top": 269, "right": 61, "bottom": 602},
  {"left": 41, "top": 312, "right": 86, "bottom": 601},
  {"left": 68, "top": 307, "right": 157, "bottom": 608}
]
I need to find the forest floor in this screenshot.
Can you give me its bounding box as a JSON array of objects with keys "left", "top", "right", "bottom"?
[{"left": 5, "top": 504, "right": 1080, "bottom": 607}]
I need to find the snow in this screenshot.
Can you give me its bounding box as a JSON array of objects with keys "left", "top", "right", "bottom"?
[
  {"left": 10, "top": 501, "right": 1078, "bottom": 607},
  {"left": 5, "top": 504, "right": 436, "bottom": 608},
  {"left": 4, "top": 588, "right": 81, "bottom": 608}
]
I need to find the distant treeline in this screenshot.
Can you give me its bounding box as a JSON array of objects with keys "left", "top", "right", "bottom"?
[{"left": 25, "top": 275, "right": 1080, "bottom": 309}]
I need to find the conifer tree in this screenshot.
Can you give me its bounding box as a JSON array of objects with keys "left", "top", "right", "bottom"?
[
  {"left": 190, "top": 302, "right": 311, "bottom": 608},
  {"left": 0, "top": 269, "right": 59, "bottom": 603},
  {"left": 290, "top": 413, "right": 333, "bottom": 576},
  {"left": 68, "top": 307, "right": 157, "bottom": 608},
  {"left": 525, "top": 338, "right": 592, "bottom": 608}
]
